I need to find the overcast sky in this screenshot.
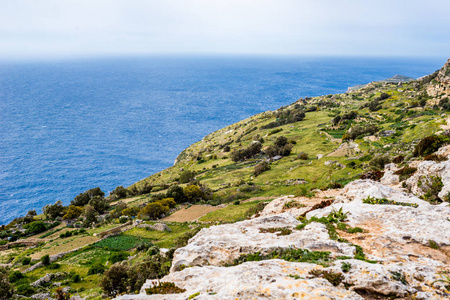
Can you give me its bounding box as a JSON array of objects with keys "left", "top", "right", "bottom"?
[{"left": 1, "top": 0, "right": 449, "bottom": 60}]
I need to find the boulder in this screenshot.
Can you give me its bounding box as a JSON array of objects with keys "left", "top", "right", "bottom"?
[
  {"left": 170, "top": 213, "right": 355, "bottom": 272},
  {"left": 151, "top": 223, "right": 171, "bottom": 232},
  {"left": 405, "top": 160, "right": 450, "bottom": 199},
  {"left": 31, "top": 272, "right": 66, "bottom": 287}
]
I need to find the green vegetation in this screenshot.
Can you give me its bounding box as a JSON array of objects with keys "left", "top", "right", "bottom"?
[
  {"left": 362, "top": 196, "right": 419, "bottom": 208},
  {"left": 231, "top": 248, "right": 332, "bottom": 267},
  {"left": 198, "top": 200, "right": 269, "bottom": 223},
  {"left": 94, "top": 235, "right": 152, "bottom": 251},
  {"left": 145, "top": 282, "right": 186, "bottom": 295}
]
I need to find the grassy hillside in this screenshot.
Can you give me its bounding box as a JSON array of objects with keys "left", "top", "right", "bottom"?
[{"left": 1, "top": 61, "right": 449, "bottom": 299}]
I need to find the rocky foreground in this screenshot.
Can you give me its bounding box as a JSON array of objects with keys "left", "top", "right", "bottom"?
[{"left": 116, "top": 150, "right": 450, "bottom": 299}]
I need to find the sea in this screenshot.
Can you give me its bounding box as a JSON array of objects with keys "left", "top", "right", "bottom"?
[{"left": 0, "top": 56, "right": 445, "bottom": 225}]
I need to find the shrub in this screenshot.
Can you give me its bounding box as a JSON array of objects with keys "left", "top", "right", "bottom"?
[
  {"left": 62, "top": 205, "right": 83, "bottom": 220},
  {"left": 245, "top": 202, "right": 268, "bottom": 218},
  {"left": 394, "top": 167, "right": 417, "bottom": 181},
  {"left": 23, "top": 221, "right": 47, "bottom": 235},
  {"left": 138, "top": 202, "right": 169, "bottom": 220},
  {"left": 413, "top": 135, "right": 448, "bottom": 157},
  {"left": 297, "top": 152, "right": 309, "bottom": 160},
  {"left": 166, "top": 185, "right": 185, "bottom": 203},
  {"left": 110, "top": 251, "right": 130, "bottom": 264},
  {"left": 71, "top": 187, "right": 105, "bottom": 207},
  {"left": 342, "top": 125, "right": 379, "bottom": 141},
  {"left": 88, "top": 262, "right": 106, "bottom": 275},
  {"left": 274, "top": 136, "right": 288, "bottom": 147},
  {"left": 111, "top": 186, "right": 128, "bottom": 199},
  {"left": 88, "top": 195, "right": 109, "bottom": 214},
  {"left": 254, "top": 161, "right": 270, "bottom": 176},
  {"left": 159, "top": 198, "right": 177, "bottom": 209},
  {"left": 71, "top": 273, "right": 81, "bottom": 283},
  {"left": 231, "top": 142, "right": 262, "bottom": 162},
  {"left": 179, "top": 170, "right": 195, "bottom": 183},
  {"left": 8, "top": 270, "right": 24, "bottom": 283},
  {"left": 359, "top": 170, "right": 384, "bottom": 181},
  {"left": 183, "top": 185, "right": 203, "bottom": 202},
  {"left": 15, "top": 283, "right": 35, "bottom": 297},
  {"left": 310, "top": 270, "right": 344, "bottom": 286},
  {"left": 22, "top": 257, "right": 31, "bottom": 265},
  {"left": 369, "top": 155, "right": 390, "bottom": 170},
  {"left": 100, "top": 264, "right": 130, "bottom": 296},
  {"left": 392, "top": 155, "right": 405, "bottom": 164},
  {"left": 41, "top": 254, "right": 50, "bottom": 266},
  {"left": 145, "top": 282, "right": 186, "bottom": 295},
  {"left": 419, "top": 176, "right": 444, "bottom": 204},
  {"left": 48, "top": 263, "right": 61, "bottom": 269},
  {"left": 121, "top": 206, "right": 140, "bottom": 217}
]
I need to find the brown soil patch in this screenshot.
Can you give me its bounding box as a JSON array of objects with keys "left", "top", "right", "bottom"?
[
  {"left": 162, "top": 205, "right": 220, "bottom": 222},
  {"left": 240, "top": 196, "right": 274, "bottom": 203}
]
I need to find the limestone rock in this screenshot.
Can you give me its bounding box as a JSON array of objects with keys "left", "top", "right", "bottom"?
[
  {"left": 337, "top": 179, "right": 428, "bottom": 205},
  {"left": 307, "top": 202, "right": 450, "bottom": 252},
  {"left": 405, "top": 160, "right": 450, "bottom": 199},
  {"left": 31, "top": 272, "right": 66, "bottom": 287},
  {"left": 436, "top": 144, "right": 450, "bottom": 159},
  {"left": 31, "top": 293, "right": 53, "bottom": 300},
  {"left": 119, "top": 260, "right": 364, "bottom": 299},
  {"left": 170, "top": 213, "right": 355, "bottom": 272},
  {"left": 151, "top": 223, "right": 171, "bottom": 232}
]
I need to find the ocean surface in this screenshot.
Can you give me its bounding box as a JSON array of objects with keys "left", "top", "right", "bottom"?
[{"left": 0, "top": 56, "right": 445, "bottom": 224}]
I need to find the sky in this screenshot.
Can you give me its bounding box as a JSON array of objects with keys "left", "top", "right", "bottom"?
[{"left": 0, "top": 0, "right": 449, "bottom": 60}]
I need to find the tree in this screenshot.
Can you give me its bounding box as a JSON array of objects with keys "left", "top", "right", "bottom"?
[
  {"left": 100, "top": 263, "right": 130, "bottom": 296},
  {"left": 82, "top": 205, "right": 98, "bottom": 227},
  {"left": 254, "top": 161, "right": 270, "bottom": 176},
  {"left": 0, "top": 267, "right": 13, "bottom": 300},
  {"left": 121, "top": 207, "right": 140, "bottom": 217},
  {"left": 62, "top": 205, "right": 83, "bottom": 220},
  {"left": 179, "top": 170, "right": 195, "bottom": 183},
  {"left": 183, "top": 185, "right": 203, "bottom": 202},
  {"left": 110, "top": 201, "right": 127, "bottom": 218},
  {"left": 274, "top": 136, "right": 288, "bottom": 147},
  {"left": 111, "top": 186, "right": 127, "bottom": 199},
  {"left": 41, "top": 254, "right": 50, "bottom": 266},
  {"left": 71, "top": 187, "right": 105, "bottom": 206},
  {"left": 166, "top": 185, "right": 185, "bottom": 203},
  {"left": 43, "top": 200, "right": 66, "bottom": 219},
  {"left": 88, "top": 195, "right": 109, "bottom": 214},
  {"left": 159, "top": 198, "right": 176, "bottom": 209},
  {"left": 138, "top": 202, "right": 169, "bottom": 220}
]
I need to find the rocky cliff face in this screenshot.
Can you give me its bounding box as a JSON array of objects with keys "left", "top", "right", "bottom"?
[
  {"left": 117, "top": 147, "right": 450, "bottom": 300},
  {"left": 427, "top": 58, "right": 450, "bottom": 97}
]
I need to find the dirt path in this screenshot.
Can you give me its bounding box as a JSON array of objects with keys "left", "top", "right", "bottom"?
[{"left": 162, "top": 205, "right": 220, "bottom": 222}]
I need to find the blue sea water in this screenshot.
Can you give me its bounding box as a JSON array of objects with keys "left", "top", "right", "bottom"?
[{"left": 0, "top": 56, "right": 445, "bottom": 225}]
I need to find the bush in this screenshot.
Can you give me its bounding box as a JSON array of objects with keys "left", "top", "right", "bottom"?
[
  {"left": 360, "top": 170, "right": 384, "bottom": 181},
  {"left": 419, "top": 176, "right": 444, "bottom": 204},
  {"left": 231, "top": 142, "right": 262, "bottom": 162},
  {"left": 41, "top": 254, "right": 50, "bottom": 266},
  {"left": 159, "top": 198, "right": 177, "bottom": 209},
  {"left": 71, "top": 187, "right": 105, "bottom": 207},
  {"left": 8, "top": 270, "right": 24, "bottom": 283},
  {"left": 111, "top": 186, "right": 128, "bottom": 199},
  {"left": 71, "top": 273, "right": 81, "bottom": 283},
  {"left": 138, "top": 202, "right": 169, "bottom": 220},
  {"left": 22, "top": 257, "right": 31, "bottom": 265},
  {"left": 413, "top": 135, "right": 448, "bottom": 157},
  {"left": 15, "top": 283, "right": 35, "bottom": 297},
  {"left": 394, "top": 167, "right": 417, "bottom": 181},
  {"left": 109, "top": 251, "right": 130, "bottom": 264},
  {"left": 166, "top": 185, "right": 185, "bottom": 203},
  {"left": 43, "top": 200, "right": 67, "bottom": 219},
  {"left": 369, "top": 155, "right": 390, "bottom": 170},
  {"left": 179, "top": 170, "right": 195, "bottom": 183},
  {"left": 100, "top": 264, "right": 129, "bottom": 296},
  {"left": 48, "top": 263, "right": 60, "bottom": 269},
  {"left": 88, "top": 262, "right": 106, "bottom": 275},
  {"left": 121, "top": 207, "right": 140, "bottom": 217},
  {"left": 63, "top": 205, "right": 83, "bottom": 220},
  {"left": 392, "top": 155, "right": 405, "bottom": 164},
  {"left": 297, "top": 152, "right": 309, "bottom": 160},
  {"left": 254, "top": 161, "right": 270, "bottom": 176},
  {"left": 23, "top": 221, "right": 47, "bottom": 235},
  {"left": 145, "top": 282, "right": 186, "bottom": 295},
  {"left": 342, "top": 125, "right": 378, "bottom": 141},
  {"left": 183, "top": 185, "right": 203, "bottom": 202}
]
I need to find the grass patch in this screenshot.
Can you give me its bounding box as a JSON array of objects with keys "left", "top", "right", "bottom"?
[
  {"left": 198, "top": 200, "right": 269, "bottom": 223},
  {"left": 124, "top": 223, "right": 191, "bottom": 248},
  {"left": 93, "top": 235, "right": 152, "bottom": 251},
  {"left": 362, "top": 196, "right": 418, "bottom": 208}
]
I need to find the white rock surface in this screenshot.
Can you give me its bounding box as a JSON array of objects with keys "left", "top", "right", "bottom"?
[
  {"left": 307, "top": 202, "right": 450, "bottom": 248},
  {"left": 119, "top": 260, "right": 364, "bottom": 300},
  {"left": 406, "top": 160, "right": 450, "bottom": 199},
  {"left": 337, "top": 179, "right": 428, "bottom": 205},
  {"left": 170, "top": 213, "right": 355, "bottom": 272}
]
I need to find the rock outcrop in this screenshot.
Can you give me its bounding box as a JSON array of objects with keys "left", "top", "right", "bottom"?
[
  {"left": 406, "top": 160, "right": 450, "bottom": 199},
  {"left": 118, "top": 177, "right": 450, "bottom": 299},
  {"left": 427, "top": 58, "right": 450, "bottom": 97}
]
